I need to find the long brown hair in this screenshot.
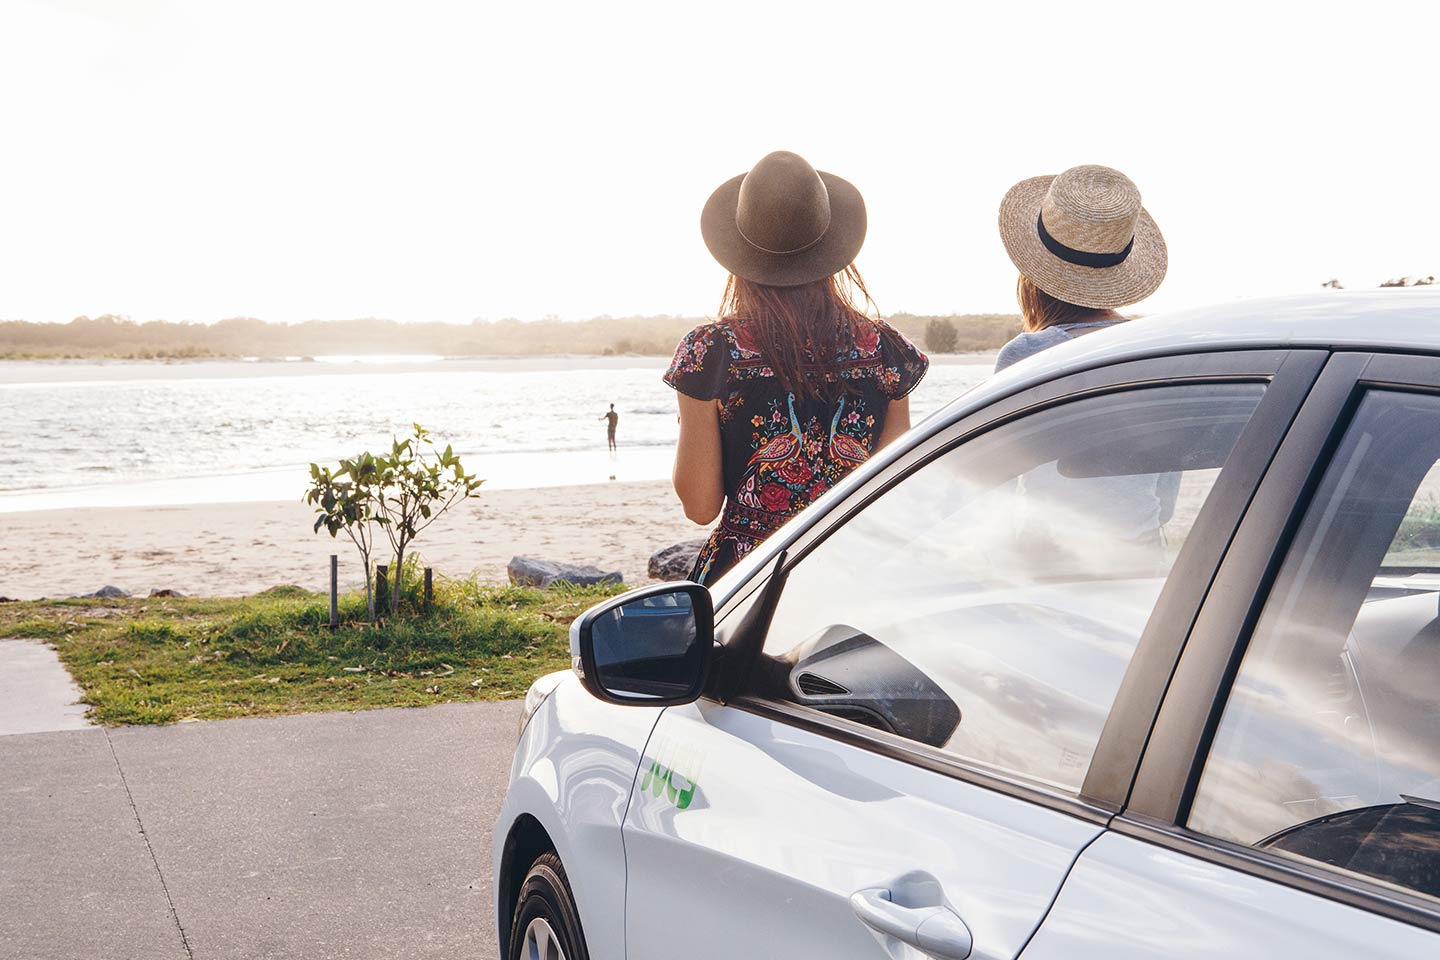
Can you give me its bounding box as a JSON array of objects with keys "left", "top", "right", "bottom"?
[
  {"left": 719, "top": 264, "right": 901, "bottom": 402},
  {"left": 1017, "top": 275, "right": 1120, "bottom": 332}
]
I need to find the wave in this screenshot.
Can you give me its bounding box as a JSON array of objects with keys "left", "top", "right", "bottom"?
[{"left": 441, "top": 439, "right": 674, "bottom": 458}]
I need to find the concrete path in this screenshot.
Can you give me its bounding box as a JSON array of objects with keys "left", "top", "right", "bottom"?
[
  {"left": 0, "top": 701, "right": 521, "bottom": 960},
  {"left": 0, "top": 639, "right": 91, "bottom": 736}
]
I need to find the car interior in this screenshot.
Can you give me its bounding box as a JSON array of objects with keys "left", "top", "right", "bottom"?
[
  {"left": 1192, "top": 391, "right": 1440, "bottom": 900},
  {"left": 744, "top": 385, "right": 1262, "bottom": 792}
]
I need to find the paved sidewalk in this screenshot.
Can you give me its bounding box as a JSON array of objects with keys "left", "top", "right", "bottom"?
[
  {"left": 0, "top": 639, "right": 91, "bottom": 736},
  {"left": 0, "top": 701, "right": 521, "bottom": 960}
]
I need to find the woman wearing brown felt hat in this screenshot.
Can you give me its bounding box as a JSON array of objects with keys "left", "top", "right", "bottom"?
[{"left": 664, "top": 151, "right": 928, "bottom": 585}]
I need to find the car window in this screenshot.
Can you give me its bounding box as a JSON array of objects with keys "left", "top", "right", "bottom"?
[
  {"left": 755, "top": 383, "right": 1267, "bottom": 794},
  {"left": 1189, "top": 390, "right": 1440, "bottom": 902}
]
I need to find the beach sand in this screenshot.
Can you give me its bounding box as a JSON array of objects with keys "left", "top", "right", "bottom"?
[{"left": 0, "top": 480, "right": 710, "bottom": 600}]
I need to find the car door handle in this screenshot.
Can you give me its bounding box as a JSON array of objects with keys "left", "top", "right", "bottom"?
[{"left": 850, "top": 877, "right": 973, "bottom": 960}]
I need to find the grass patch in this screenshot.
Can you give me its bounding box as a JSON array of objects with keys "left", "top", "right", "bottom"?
[
  {"left": 1384, "top": 497, "right": 1440, "bottom": 567},
  {"left": 0, "top": 576, "right": 623, "bottom": 725}
]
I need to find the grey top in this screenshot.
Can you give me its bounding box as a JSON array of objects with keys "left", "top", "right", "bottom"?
[{"left": 994, "top": 320, "right": 1124, "bottom": 372}]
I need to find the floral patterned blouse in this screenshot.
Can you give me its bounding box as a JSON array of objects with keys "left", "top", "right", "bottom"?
[{"left": 664, "top": 316, "right": 928, "bottom": 584}]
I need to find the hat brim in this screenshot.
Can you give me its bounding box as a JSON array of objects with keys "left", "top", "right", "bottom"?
[
  {"left": 701, "top": 170, "right": 866, "bottom": 287},
  {"left": 998, "top": 175, "right": 1167, "bottom": 310}
]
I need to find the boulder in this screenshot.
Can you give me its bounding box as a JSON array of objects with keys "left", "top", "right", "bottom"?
[
  {"left": 77, "top": 585, "right": 131, "bottom": 599},
  {"left": 648, "top": 540, "right": 707, "bottom": 581},
  {"left": 148, "top": 588, "right": 185, "bottom": 598},
  {"left": 507, "top": 556, "right": 623, "bottom": 589}
]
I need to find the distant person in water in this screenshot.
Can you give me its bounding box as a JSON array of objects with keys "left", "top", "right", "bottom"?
[
  {"left": 665, "top": 151, "right": 927, "bottom": 585},
  {"left": 601, "top": 404, "right": 619, "bottom": 452}
]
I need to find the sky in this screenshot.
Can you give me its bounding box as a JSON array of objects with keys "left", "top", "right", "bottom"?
[{"left": 1, "top": 0, "right": 1436, "bottom": 325}]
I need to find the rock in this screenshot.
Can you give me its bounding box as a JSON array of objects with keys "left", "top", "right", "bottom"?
[
  {"left": 148, "top": 588, "right": 185, "bottom": 598},
  {"left": 77, "top": 585, "right": 131, "bottom": 599},
  {"left": 648, "top": 540, "right": 707, "bottom": 581},
  {"left": 507, "top": 556, "right": 623, "bottom": 589}
]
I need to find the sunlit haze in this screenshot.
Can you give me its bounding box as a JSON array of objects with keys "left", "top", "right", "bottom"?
[{"left": 2, "top": 0, "right": 1435, "bottom": 325}]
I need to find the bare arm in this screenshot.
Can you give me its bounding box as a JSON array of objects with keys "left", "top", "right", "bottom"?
[
  {"left": 673, "top": 393, "right": 724, "bottom": 525},
  {"left": 875, "top": 397, "right": 911, "bottom": 450}
]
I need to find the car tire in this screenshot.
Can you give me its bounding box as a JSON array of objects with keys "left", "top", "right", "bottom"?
[{"left": 507, "top": 851, "right": 590, "bottom": 960}]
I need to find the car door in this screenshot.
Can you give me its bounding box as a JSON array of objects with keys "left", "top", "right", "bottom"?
[
  {"left": 620, "top": 351, "right": 1324, "bottom": 960},
  {"left": 1022, "top": 353, "right": 1440, "bottom": 958}
]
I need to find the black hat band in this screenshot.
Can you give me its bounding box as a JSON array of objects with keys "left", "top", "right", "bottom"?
[{"left": 1037, "top": 213, "right": 1134, "bottom": 269}]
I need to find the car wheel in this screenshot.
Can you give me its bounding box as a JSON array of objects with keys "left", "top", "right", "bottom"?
[{"left": 507, "top": 851, "right": 589, "bottom": 960}]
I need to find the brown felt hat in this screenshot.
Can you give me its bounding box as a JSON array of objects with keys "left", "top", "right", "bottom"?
[
  {"left": 999, "top": 164, "right": 1167, "bottom": 309},
  {"left": 701, "top": 151, "right": 866, "bottom": 287}
]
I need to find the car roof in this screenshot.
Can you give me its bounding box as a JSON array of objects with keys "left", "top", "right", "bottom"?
[{"left": 943, "top": 288, "right": 1440, "bottom": 424}]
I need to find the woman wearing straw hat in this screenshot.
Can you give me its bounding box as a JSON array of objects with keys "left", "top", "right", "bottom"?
[
  {"left": 994, "top": 164, "right": 1167, "bottom": 371},
  {"left": 665, "top": 150, "right": 927, "bottom": 585},
  {"left": 995, "top": 164, "right": 1176, "bottom": 568}
]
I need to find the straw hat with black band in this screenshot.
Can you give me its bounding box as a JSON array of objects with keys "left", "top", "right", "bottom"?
[
  {"left": 701, "top": 151, "right": 866, "bottom": 288},
  {"left": 998, "top": 164, "right": 1167, "bottom": 309}
]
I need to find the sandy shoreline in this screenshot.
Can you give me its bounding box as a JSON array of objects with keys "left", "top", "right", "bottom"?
[{"left": 0, "top": 480, "right": 710, "bottom": 600}]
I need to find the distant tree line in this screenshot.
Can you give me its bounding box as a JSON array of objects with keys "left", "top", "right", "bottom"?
[
  {"left": 1322, "top": 275, "right": 1436, "bottom": 290},
  {"left": 896, "top": 313, "right": 1022, "bottom": 354},
  {"left": 923, "top": 318, "right": 959, "bottom": 353},
  {"left": 0, "top": 310, "right": 1023, "bottom": 359}
]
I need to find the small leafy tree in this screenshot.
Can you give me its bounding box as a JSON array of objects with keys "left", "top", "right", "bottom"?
[
  {"left": 306, "top": 427, "right": 481, "bottom": 621},
  {"left": 305, "top": 453, "right": 382, "bottom": 620},
  {"left": 372, "top": 424, "right": 483, "bottom": 614},
  {"left": 925, "top": 317, "right": 959, "bottom": 354}
]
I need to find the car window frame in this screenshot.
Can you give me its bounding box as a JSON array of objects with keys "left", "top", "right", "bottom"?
[
  {"left": 706, "top": 348, "right": 1327, "bottom": 824},
  {"left": 1123, "top": 350, "right": 1440, "bottom": 933}
]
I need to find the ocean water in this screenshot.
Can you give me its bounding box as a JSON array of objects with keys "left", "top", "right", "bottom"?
[{"left": 0, "top": 355, "right": 993, "bottom": 513}]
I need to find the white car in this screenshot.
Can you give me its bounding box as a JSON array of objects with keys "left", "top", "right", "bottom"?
[{"left": 494, "top": 290, "right": 1440, "bottom": 960}]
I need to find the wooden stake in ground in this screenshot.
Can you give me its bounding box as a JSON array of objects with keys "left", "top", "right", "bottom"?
[
  {"left": 329, "top": 554, "right": 339, "bottom": 629},
  {"left": 375, "top": 565, "right": 389, "bottom": 617},
  {"left": 424, "top": 567, "right": 433, "bottom": 610}
]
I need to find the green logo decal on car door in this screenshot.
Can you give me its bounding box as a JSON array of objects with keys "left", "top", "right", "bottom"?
[{"left": 640, "top": 739, "right": 703, "bottom": 810}]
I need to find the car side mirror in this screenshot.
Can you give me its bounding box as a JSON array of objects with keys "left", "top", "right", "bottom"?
[{"left": 570, "top": 582, "right": 714, "bottom": 706}]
